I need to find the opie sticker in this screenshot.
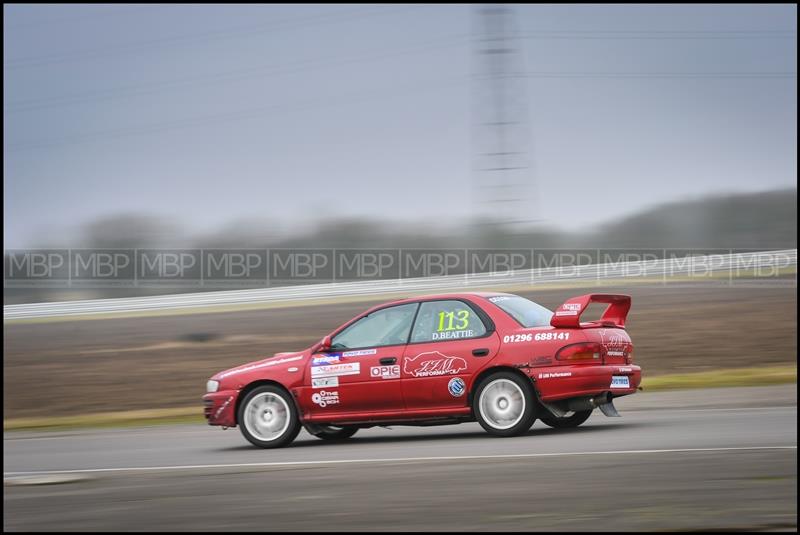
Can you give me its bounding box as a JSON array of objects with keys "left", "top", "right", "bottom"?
[{"left": 370, "top": 365, "right": 400, "bottom": 379}]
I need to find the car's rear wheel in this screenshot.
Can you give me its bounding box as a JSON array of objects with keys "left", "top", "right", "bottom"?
[
  {"left": 473, "top": 372, "right": 537, "bottom": 437},
  {"left": 538, "top": 409, "right": 593, "bottom": 428},
  {"left": 307, "top": 424, "right": 359, "bottom": 441},
  {"left": 238, "top": 385, "right": 301, "bottom": 448}
]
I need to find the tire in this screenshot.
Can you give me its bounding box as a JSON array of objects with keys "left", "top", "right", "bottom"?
[
  {"left": 238, "top": 385, "right": 301, "bottom": 449},
  {"left": 473, "top": 371, "right": 537, "bottom": 437},
  {"left": 539, "top": 409, "right": 593, "bottom": 429},
  {"left": 308, "top": 424, "right": 359, "bottom": 441}
]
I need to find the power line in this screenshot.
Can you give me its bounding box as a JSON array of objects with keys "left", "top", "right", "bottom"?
[
  {"left": 11, "top": 25, "right": 795, "bottom": 113},
  {"left": 3, "top": 5, "right": 423, "bottom": 69},
  {"left": 517, "top": 29, "right": 797, "bottom": 40},
  {"left": 5, "top": 35, "right": 470, "bottom": 113},
  {"left": 518, "top": 72, "right": 797, "bottom": 79},
  {"left": 4, "top": 5, "right": 159, "bottom": 30},
  {"left": 6, "top": 70, "right": 795, "bottom": 152},
  {"left": 6, "top": 75, "right": 468, "bottom": 152}
]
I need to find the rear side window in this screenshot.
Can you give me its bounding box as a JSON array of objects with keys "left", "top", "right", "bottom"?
[
  {"left": 410, "top": 300, "right": 487, "bottom": 343},
  {"left": 487, "top": 295, "right": 553, "bottom": 328}
]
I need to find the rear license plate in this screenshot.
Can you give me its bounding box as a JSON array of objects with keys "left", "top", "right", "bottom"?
[{"left": 610, "top": 376, "right": 630, "bottom": 389}]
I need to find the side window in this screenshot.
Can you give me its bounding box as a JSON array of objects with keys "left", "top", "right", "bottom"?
[
  {"left": 332, "top": 303, "right": 418, "bottom": 349},
  {"left": 410, "top": 300, "right": 487, "bottom": 343}
]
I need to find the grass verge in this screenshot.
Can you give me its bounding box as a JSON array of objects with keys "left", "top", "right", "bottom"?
[
  {"left": 4, "top": 365, "right": 796, "bottom": 432},
  {"left": 642, "top": 364, "right": 796, "bottom": 392}
]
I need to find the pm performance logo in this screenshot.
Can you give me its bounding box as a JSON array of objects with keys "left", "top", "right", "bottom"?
[
  {"left": 448, "top": 377, "right": 466, "bottom": 397},
  {"left": 404, "top": 351, "right": 468, "bottom": 378}
]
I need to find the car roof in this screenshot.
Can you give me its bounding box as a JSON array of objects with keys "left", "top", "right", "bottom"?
[{"left": 361, "top": 291, "right": 517, "bottom": 315}]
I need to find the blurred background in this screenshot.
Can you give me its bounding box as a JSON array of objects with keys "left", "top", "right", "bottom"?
[
  {"left": 4, "top": 5, "right": 796, "bottom": 288},
  {"left": 3, "top": 5, "right": 797, "bottom": 531}
]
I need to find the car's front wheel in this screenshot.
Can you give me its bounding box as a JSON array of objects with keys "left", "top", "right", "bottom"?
[
  {"left": 238, "top": 385, "right": 301, "bottom": 448},
  {"left": 473, "top": 372, "right": 537, "bottom": 437},
  {"left": 306, "top": 424, "right": 359, "bottom": 441},
  {"left": 538, "top": 409, "right": 593, "bottom": 429}
]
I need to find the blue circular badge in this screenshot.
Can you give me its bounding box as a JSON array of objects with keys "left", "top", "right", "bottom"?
[{"left": 448, "top": 377, "right": 466, "bottom": 397}]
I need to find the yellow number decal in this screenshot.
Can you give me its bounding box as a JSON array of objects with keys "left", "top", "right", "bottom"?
[{"left": 456, "top": 309, "right": 470, "bottom": 330}]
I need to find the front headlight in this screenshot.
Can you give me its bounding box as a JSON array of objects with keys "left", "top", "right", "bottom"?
[{"left": 206, "top": 380, "right": 219, "bottom": 393}]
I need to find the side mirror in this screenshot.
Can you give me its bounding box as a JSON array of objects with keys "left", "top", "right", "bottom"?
[{"left": 315, "top": 335, "right": 333, "bottom": 353}]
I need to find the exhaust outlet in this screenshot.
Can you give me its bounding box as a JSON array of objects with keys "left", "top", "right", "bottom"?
[{"left": 590, "top": 392, "right": 613, "bottom": 407}]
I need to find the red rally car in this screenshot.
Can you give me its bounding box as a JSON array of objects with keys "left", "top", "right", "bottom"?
[{"left": 203, "top": 292, "right": 642, "bottom": 448}]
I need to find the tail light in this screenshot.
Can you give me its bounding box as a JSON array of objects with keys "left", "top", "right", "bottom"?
[{"left": 556, "top": 342, "right": 603, "bottom": 362}]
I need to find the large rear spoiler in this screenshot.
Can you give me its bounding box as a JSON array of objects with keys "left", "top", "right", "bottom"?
[{"left": 550, "top": 294, "right": 631, "bottom": 329}]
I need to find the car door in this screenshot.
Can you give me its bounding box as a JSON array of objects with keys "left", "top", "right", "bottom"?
[
  {"left": 401, "top": 299, "right": 500, "bottom": 411},
  {"left": 306, "top": 302, "right": 418, "bottom": 417}
]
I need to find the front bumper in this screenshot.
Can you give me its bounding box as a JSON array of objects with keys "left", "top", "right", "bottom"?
[
  {"left": 203, "top": 390, "right": 239, "bottom": 427},
  {"left": 530, "top": 364, "right": 642, "bottom": 402}
]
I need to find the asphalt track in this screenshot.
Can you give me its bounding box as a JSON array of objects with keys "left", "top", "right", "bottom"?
[{"left": 4, "top": 385, "right": 797, "bottom": 531}]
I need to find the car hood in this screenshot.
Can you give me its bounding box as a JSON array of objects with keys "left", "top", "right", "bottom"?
[{"left": 212, "top": 351, "right": 306, "bottom": 382}]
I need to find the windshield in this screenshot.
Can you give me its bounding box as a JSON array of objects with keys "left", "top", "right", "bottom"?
[{"left": 486, "top": 295, "right": 553, "bottom": 328}]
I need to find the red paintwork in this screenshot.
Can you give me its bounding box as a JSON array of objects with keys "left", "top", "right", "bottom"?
[{"left": 202, "top": 292, "right": 642, "bottom": 428}]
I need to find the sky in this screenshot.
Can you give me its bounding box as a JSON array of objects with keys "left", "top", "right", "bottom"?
[{"left": 3, "top": 4, "right": 797, "bottom": 247}]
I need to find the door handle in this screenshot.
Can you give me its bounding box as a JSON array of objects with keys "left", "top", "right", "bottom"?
[
  {"left": 380, "top": 357, "right": 397, "bottom": 365},
  {"left": 472, "top": 348, "right": 490, "bottom": 357}
]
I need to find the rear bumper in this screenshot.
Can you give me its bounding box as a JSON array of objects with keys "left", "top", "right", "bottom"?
[
  {"left": 203, "top": 390, "right": 239, "bottom": 427},
  {"left": 529, "top": 364, "right": 642, "bottom": 402}
]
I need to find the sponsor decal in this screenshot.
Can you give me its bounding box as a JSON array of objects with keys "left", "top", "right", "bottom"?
[
  {"left": 537, "top": 371, "right": 572, "bottom": 379},
  {"left": 370, "top": 365, "right": 400, "bottom": 380},
  {"left": 214, "top": 396, "right": 234, "bottom": 419},
  {"left": 343, "top": 349, "right": 377, "bottom": 357},
  {"left": 598, "top": 330, "right": 630, "bottom": 357},
  {"left": 404, "top": 351, "right": 468, "bottom": 378},
  {"left": 288, "top": 367, "right": 299, "bottom": 372},
  {"left": 555, "top": 302, "right": 581, "bottom": 317},
  {"left": 448, "top": 377, "right": 466, "bottom": 397},
  {"left": 218, "top": 355, "right": 303, "bottom": 379},
  {"left": 311, "top": 362, "right": 361, "bottom": 378},
  {"left": 617, "top": 367, "right": 633, "bottom": 373},
  {"left": 311, "top": 390, "right": 340, "bottom": 407},
  {"left": 312, "top": 376, "right": 339, "bottom": 388},
  {"left": 312, "top": 355, "right": 341, "bottom": 366},
  {"left": 533, "top": 356, "right": 552, "bottom": 364},
  {"left": 488, "top": 296, "right": 512, "bottom": 303}
]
